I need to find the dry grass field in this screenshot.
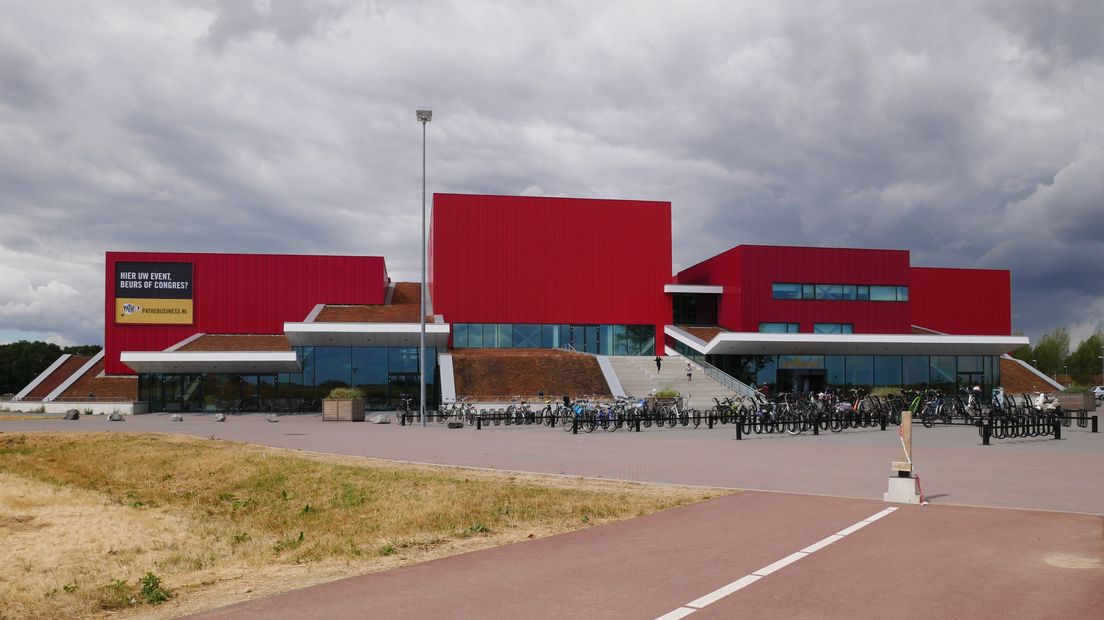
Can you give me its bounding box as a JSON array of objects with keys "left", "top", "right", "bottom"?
[{"left": 0, "top": 432, "right": 725, "bottom": 619}]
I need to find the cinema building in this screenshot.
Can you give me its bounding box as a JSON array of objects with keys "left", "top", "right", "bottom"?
[{"left": 13, "top": 193, "right": 1037, "bottom": 414}]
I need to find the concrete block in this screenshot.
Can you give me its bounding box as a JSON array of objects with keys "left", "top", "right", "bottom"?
[{"left": 884, "top": 476, "right": 922, "bottom": 504}]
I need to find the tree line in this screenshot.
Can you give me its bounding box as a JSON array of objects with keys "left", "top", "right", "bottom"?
[
  {"left": 1010, "top": 328, "right": 1103, "bottom": 385},
  {"left": 0, "top": 341, "right": 103, "bottom": 395}
]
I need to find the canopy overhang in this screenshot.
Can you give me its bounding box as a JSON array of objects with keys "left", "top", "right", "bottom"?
[
  {"left": 283, "top": 322, "right": 451, "bottom": 347},
  {"left": 120, "top": 351, "right": 301, "bottom": 374},
  {"left": 666, "top": 326, "right": 1029, "bottom": 357}
]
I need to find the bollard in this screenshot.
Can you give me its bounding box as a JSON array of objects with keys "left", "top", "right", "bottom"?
[
  {"left": 572, "top": 417, "right": 578, "bottom": 435},
  {"left": 635, "top": 416, "right": 641, "bottom": 433},
  {"left": 813, "top": 412, "right": 819, "bottom": 436},
  {"left": 982, "top": 420, "right": 991, "bottom": 446},
  {"left": 1093, "top": 415, "right": 1099, "bottom": 433},
  {"left": 880, "top": 414, "right": 887, "bottom": 431},
  {"left": 399, "top": 413, "right": 406, "bottom": 426},
  {"left": 476, "top": 416, "right": 482, "bottom": 430},
  {"left": 708, "top": 414, "right": 714, "bottom": 430},
  {"left": 736, "top": 419, "right": 742, "bottom": 440},
  {"left": 1053, "top": 419, "right": 1061, "bottom": 440}
]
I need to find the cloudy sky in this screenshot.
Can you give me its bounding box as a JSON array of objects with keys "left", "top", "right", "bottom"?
[{"left": 1, "top": 0, "right": 1102, "bottom": 347}]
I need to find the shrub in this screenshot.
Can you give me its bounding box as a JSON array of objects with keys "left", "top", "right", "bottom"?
[
  {"left": 139, "top": 572, "right": 170, "bottom": 605},
  {"left": 654, "top": 389, "right": 680, "bottom": 398},
  {"left": 326, "top": 387, "right": 364, "bottom": 400}
]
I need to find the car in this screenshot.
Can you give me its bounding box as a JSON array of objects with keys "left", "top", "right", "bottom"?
[{"left": 1093, "top": 386, "right": 1104, "bottom": 401}]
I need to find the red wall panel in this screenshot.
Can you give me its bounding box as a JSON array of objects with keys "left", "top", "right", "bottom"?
[
  {"left": 105, "top": 252, "right": 388, "bottom": 374},
  {"left": 909, "top": 267, "right": 1011, "bottom": 335},
  {"left": 678, "top": 245, "right": 912, "bottom": 333},
  {"left": 430, "top": 194, "right": 672, "bottom": 339}
]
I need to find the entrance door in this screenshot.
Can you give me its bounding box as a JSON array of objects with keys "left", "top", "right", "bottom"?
[{"left": 777, "top": 369, "right": 826, "bottom": 394}]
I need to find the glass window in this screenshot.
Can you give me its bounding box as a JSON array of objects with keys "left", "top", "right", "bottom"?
[
  {"left": 929, "top": 356, "right": 956, "bottom": 385},
  {"left": 389, "top": 347, "right": 419, "bottom": 373},
  {"left": 957, "top": 355, "right": 982, "bottom": 373},
  {"left": 583, "top": 325, "right": 599, "bottom": 354},
  {"left": 897, "top": 286, "right": 909, "bottom": 301},
  {"left": 626, "top": 325, "right": 654, "bottom": 356},
  {"left": 874, "top": 356, "right": 902, "bottom": 386},
  {"left": 756, "top": 356, "right": 778, "bottom": 386},
  {"left": 352, "top": 347, "right": 388, "bottom": 409},
  {"left": 612, "top": 325, "right": 627, "bottom": 356},
  {"left": 559, "top": 325, "right": 570, "bottom": 349},
  {"left": 483, "top": 324, "right": 498, "bottom": 348},
  {"left": 902, "top": 356, "right": 928, "bottom": 388},
  {"left": 778, "top": 355, "right": 824, "bottom": 369},
  {"left": 842, "top": 324, "right": 853, "bottom": 334},
  {"left": 759, "top": 323, "right": 799, "bottom": 333},
  {"left": 315, "top": 347, "right": 352, "bottom": 394},
  {"left": 814, "top": 323, "right": 841, "bottom": 333},
  {"left": 541, "top": 324, "right": 557, "bottom": 348},
  {"left": 453, "top": 323, "right": 468, "bottom": 349},
  {"left": 513, "top": 324, "right": 540, "bottom": 348},
  {"left": 498, "top": 324, "right": 512, "bottom": 348},
  {"left": 870, "top": 286, "right": 896, "bottom": 301},
  {"left": 845, "top": 355, "right": 874, "bottom": 386},
  {"left": 467, "top": 324, "right": 483, "bottom": 348},
  {"left": 842, "top": 285, "right": 856, "bottom": 300},
  {"left": 802, "top": 284, "right": 816, "bottom": 300},
  {"left": 772, "top": 283, "right": 801, "bottom": 299},
  {"left": 825, "top": 356, "right": 845, "bottom": 385},
  {"left": 298, "top": 347, "right": 316, "bottom": 391},
  {"left": 856, "top": 285, "right": 870, "bottom": 301},
  {"left": 599, "top": 325, "right": 612, "bottom": 355},
  {"left": 815, "top": 284, "right": 843, "bottom": 300}
]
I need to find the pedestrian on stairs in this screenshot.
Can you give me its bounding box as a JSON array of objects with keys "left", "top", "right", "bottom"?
[
  {"left": 686, "top": 362, "right": 693, "bottom": 382},
  {"left": 654, "top": 355, "right": 662, "bottom": 372}
]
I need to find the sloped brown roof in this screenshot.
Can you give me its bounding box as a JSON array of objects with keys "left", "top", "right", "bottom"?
[
  {"left": 59, "top": 360, "right": 138, "bottom": 401},
  {"left": 314, "top": 282, "right": 428, "bottom": 323},
  {"left": 178, "top": 334, "right": 291, "bottom": 352},
  {"left": 451, "top": 349, "right": 611, "bottom": 401},
  {"left": 679, "top": 326, "right": 727, "bottom": 342},
  {"left": 1000, "top": 357, "right": 1052, "bottom": 395},
  {"left": 22, "top": 355, "right": 92, "bottom": 400}
]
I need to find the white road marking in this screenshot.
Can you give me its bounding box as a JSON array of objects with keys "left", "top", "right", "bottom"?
[{"left": 656, "top": 507, "right": 898, "bottom": 619}]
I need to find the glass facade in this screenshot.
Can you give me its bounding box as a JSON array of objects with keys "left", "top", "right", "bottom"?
[
  {"left": 773, "top": 282, "right": 908, "bottom": 302},
  {"left": 813, "top": 323, "right": 854, "bottom": 333},
  {"left": 452, "top": 323, "right": 655, "bottom": 356},
  {"left": 673, "top": 342, "right": 1001, "bottom": 397},
  {"left": 138, "top": 346, "right": 438, "bottom": 413},
  {"left": 759, "top": 322, "right": 800, "bottom": 333}
]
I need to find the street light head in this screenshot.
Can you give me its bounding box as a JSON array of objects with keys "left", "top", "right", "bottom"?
[{"left": 416, "top": 108, "right": 433, "bottom": 123}]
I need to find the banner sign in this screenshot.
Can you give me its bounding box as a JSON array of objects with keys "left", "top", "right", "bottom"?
[{"left": 114, "top": 261, "right": 194, "bottom": 324}]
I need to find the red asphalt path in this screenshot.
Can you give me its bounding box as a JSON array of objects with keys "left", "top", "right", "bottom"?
[{"left": 191, "top": 491, "right": 1103, "bottom": 620}]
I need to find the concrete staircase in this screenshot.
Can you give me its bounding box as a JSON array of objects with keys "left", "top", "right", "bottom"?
[{"left": 607, "top": 356, "right": 740, "bottom": 410}]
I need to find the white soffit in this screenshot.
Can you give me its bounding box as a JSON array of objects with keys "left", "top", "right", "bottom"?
[
  {"left": 120, "top": 351, "right": 300, "bottom": 373},
  {"left": 283, "top": 322, "right": 451, "bottom": 347},
  {"left": 664, "top": 284, "right": 724, "bottom": 294},
  {"left": 665, "top": 326, "right": 1029, "bottom": 356}
]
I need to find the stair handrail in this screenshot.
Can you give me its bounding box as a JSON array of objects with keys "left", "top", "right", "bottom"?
[{"left": 671, "top": 352, "right": 759, "bottom": 399}]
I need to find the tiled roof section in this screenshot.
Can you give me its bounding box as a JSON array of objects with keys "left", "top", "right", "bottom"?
[
  {"left": 178, "top": 334, "right": 291, "bottom": 352},
  {"left": 59, "top": 360, "right": 138, "bottom": 401},
  {"left": 451, "top": 349, "right": 611, "bottom": 400},
  {"left": 679, "top": 326, "right": 727, "bottom": 342},
  {"left": 23, "top": 355, "right": 92, "bottom": 400},
  {"left": 314, "top": 282, "right": 427, "bottom": 323}
]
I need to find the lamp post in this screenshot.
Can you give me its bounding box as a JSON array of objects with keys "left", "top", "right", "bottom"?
[{"left": 416, "top": 107, "right": 432, "bottom": 427}]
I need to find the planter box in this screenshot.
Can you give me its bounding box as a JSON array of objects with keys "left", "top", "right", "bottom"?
[
  {"left": 1055, "top": 392, "right": 1096, "bottom": 412},
  {"left": 323, "top": 399, "right": 365, "bottom": 421}
]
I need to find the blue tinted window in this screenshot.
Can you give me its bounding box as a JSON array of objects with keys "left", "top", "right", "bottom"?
[
  {"left": 483, "top": 324, "right": 497, "bottom": 348},
  {"left": 930, "top": 356, "right": 956, "bottom": 385},
  {"left": 452, "top": 324, "right": 468, "bottom": 348},
  {"left": 513, "top": 324, "right": 540, "bottom": 348},
  {"left": 873, "top": 356, "right": 902, "bottom": 386},
  {"left": 842, "top": 285, "right": 856, "bottom": 300},
  {"left": 870, "top": 286, "right": 896, "bottom": 301},
  {"left": 759, "top": 323, "right": 799, "bottom": 333},
  {"left": 772, "top": 283, "right": 801, "bottom": 299},
  {"left": 845, "top": 355, "right": 873, "bottom": 386},
  {"left": 541, "top": 324, "right": 556, "bottom": 348},
  {"left": 856, "top": 286, "right": 870, "bottom": 301},
  {"left": 389, "top": 347, "right": 419, "bottom": 373},
  {"left": 815, "top": 284, "right": 843, "bottom": 300},
  {"left": 897, "top": 286, "right": 909, "bottom": 301},
  {"left": 802, "top": 284, "right": 816, "bottom": 300},
  {"left": 902, "top": 356, "right": 928, "bottom": 387}
]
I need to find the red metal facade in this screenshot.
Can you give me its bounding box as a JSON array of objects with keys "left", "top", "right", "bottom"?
[
  {"left": 678, "top": 245, "right": 913, "bottom": 333},
  {"left": 430, "top": 194, "right": 672, "bottom": 338},
  {"left": 105, "top": 252, "right": 388, "bottom": 374},
  {"left": 909, "top": 267, "right": 1011, "bottom": 335}
]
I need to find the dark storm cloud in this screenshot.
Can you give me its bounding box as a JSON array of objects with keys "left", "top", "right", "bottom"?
[{"left": 0, "top": 1, "right": 1101, "bottom": 346}]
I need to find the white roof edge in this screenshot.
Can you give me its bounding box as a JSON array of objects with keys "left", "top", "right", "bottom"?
[
  {"left": 45, "top": 350, "right": 105, "bottom": 402},
  {"left": 121, "top": 351, "right": 298, "bottom": 361},
  {"left": 14, "top": 353, "right": 71, "bottom": 401},
  {"left": 304, "top": 304, "right": 326, "bottom": 323},
  {"left": 165, "top": 332, "right": 205, "bottom": 351},
  {"left": 283, "top": 322, "right": 451, "bottom": 333},
  {"left": 664, "top": 284, "right": 724, "bottom": 294},
  {"left": 664, "top": 325, "right": 710, "bottom": 353},
  {"left": 1005, "top": 356, "right": 1065, "bottom": 391},
  {"left": 692, "top": 331, "right": 1029, "bottom": 356}
]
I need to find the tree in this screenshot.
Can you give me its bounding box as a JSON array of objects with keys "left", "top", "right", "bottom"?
[
  {"left": 63, "top": 345, "right": 103, "bottom": 357},
  {"left": 1066, "top": 331, "right": 1103, "bottom": 384},
  {"left": 1029, "top": 327, "right": 1070, "bottom": 377},
  {"left": 0, "top": 341, "right": 63, "bottom": 394}
]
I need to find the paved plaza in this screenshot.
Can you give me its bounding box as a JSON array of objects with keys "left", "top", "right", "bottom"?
[{"left": 2, "top": 413, "right": 1102, "bottom": 618}]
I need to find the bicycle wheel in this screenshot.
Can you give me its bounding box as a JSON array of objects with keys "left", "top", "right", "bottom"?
[
  {"left": 692, "top": 409, "right": 701, "bottom": 428},
  {"left": 786, "top": 413, "right": 802, "bottom": 435}
]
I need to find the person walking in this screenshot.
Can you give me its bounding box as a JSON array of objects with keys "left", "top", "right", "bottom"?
[
  {"left": 686, "top": 362, "right": 693, "bottom": 382},
  {"left": 654, "top": 355, "right": 662, "bottom": 372}
]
